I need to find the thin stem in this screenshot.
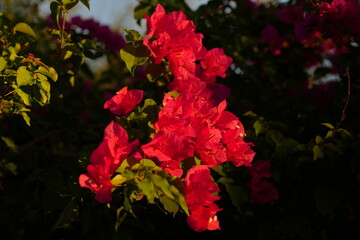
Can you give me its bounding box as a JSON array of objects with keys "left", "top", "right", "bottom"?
[
  {"left": 59, "top": 6, "right": 67, "bottom": 49},
  {"left": 334, "top": 68, "right": 351, "bottom": 131},
  {"left": 3, "top": 89, "right": 16, "bottom": 98}
]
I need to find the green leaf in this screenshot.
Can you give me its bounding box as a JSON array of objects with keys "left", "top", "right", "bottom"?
[
  {"left": 140, "top": 159, "right": 159, "bottom": 169},
  {"left": 134, "top": 5, "right": 152, "bottom": 21},
  {"left": 13, "top": 22, "right": 36, "bottom": 39},
  {"left": 111, "top": 174, "right": 129, "bottom": 186},
  {"left": 337, "top": 128, "right": 352, "bottom": 137},
  {"left": 321, "top": 122, "right": 334, "bottom": 129},
  {"left": 313, "top": 145, "right": 324, "bottom": 160},
  {"left": 120, "top": 43, "right": 149, "bottom": 76},
  {"left": 166, "top": 91, "right": 180, "bottom": 99},
  {"left": 211, "top": 165, "right": 226, "bottom": 177},
  {"left": 117, "top": 157, "right": 138, "bottom": 173},
  {"left": 136, "top": 176, "right": 157, "bottom": 203},
  {"left": 178, "top": 192, "right": 189, "bottom": 215},
  {"left": 1, "top": 136, "right": 18, "bottom": 152},
  {"left": 314, "top": 185, "right": 342, "bottom": 215},
  {"left": 51, "top": 197, "right": 79, "bottom": 231},
  {"left": 115, "top": 207, "right": 127, "bottom": 232},
  {"left": 145, "top": 61, "right": 166, "bottom": 82},
  {"left": 225, "top": 184, "right": 248, "bottom": 213},
  {"left": 20, "top": 110, "right": 31, "bottom": 126},
  {"left": 79, "top": 0, "right": 90, "bottom": 9},
  {"left": 36, "top": 66, "right": 58, "bottom": 82},
  {"left": 159, "top": 196, "right": 179, "bottom": 217},
  {"left": 4, "top": 162, "right": 17, "bottom": 175},
  {"left": 50, "top": 2, "right": 61, "bottom": 29},
  {"left": 36, "top": 74, "right": 51, "bottom": 105},
  {"left": 253, "top": 119, "right": 267, "bottom": 136},
  {"left": 315, "top": 135, "right": 323, "bottom": 145},
  {"left": 325, "top": 130, "right": 334, "bottom": 139},
  {"left": 16, "top": 66, "right": 34, "bottom": 87},
  {"left": 324, "top": 142, "right": 343, "bottom": 155},
  {"left": 151, "top": 173, "right": 175, "bottom": 200},
  {"left": 48, "top": 28, "right": 62, "bottom": 38},
  {"left": 127, "top": 111, "right": 148, "bottom": 122},
  {"left": 63, "top": 50, "right": 73, "bottom": 60},
  {"left": 63, "top": 0, "right": 80, "bottom": 10},
  {"left": 242, "top": 111, "right": 259, "bottom": 118},
  {"left": 124, "top": 28, "right": 143, "bottom": 42},
  {"left": 15, "top": 87, "right": 31, "bottom": 106},
  {"left": 0, "top": 57, "right": 7, "bottom": 71}
]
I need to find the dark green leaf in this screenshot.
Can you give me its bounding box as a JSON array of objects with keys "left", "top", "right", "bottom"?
[
  {"left": 124, "top": 28, "right": 143, "bottom": 42},
  {"left": 145, "top": 61, "right": 166, "bottom": 82},
  {"left": 50, "top": 1, "right": 61, "bottom": 29},
  {"left": 79, "top": 0, "right": 90, "bottom": 9},
  {"left": 63, "top": 0, "right": 80, "bottom": 10},
  {"left": 314, "top": 185, "right": 342, "bottom": 215},
  {"left": 159, "top": 196, "right": 179, "bottom": 217},
  {"left": 51, "top": 197, "right": 79, "bottom": 231},
  {"left": 225, "top": 184, "right": 248, "bottom": 213},
  {"left": 120, "top": 43, "right": 149, "bottom": 75}
]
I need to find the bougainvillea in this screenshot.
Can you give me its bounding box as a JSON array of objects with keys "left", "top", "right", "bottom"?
[
  {"left": 79, "top": 3, "right": 255, "bottom": 231},
  {"left": 3, "top": 0, "right": 360, "bottom": 239},
  {"left": 246, "top": 160, "right": 279, "bottom": 205},
  {"left": 79, "top": 121, "right": 139, "bottom": 203}
]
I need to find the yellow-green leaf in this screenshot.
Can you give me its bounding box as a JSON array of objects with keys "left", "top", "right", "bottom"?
[
  {"left": 20, "top": 110, "right": 31, "bottom": 126},
  {"left": 313, "top": 145, "right": 324, "bottom": 160},
  {"left": 16, "top": 66, "right": 34, "bottom": 87},
  {"left": 4, "top": 162, "right": 18, "bottom": 175},
  {"left": 315, "top": 135, "right": 323, "bottom": 145},
  {"left": 321, "top": 123, "right": 334, "bottom": 129},
  {"left": 120, "top": 44, "right": 149, "bottom": 76},
  {"left": 0, "top": 57, "right": 7, "bottom": 71},
  {"left": 13, "top": 23, "right": 36, "bottom": 39},
  {"left": 111, "top": 174, "right": 128, "bottom": 186},
  {"left": 1, "top": 136, "right": 18, "bottom": 152},
  {"left": 15, "top": 88, "right": 31, "bottom": 106},
  {"left": 36, "top": 66, "right": 58, "bottom": 82},
  {"left": 136, "top": 176, "right": 157, "bottom": 203}
]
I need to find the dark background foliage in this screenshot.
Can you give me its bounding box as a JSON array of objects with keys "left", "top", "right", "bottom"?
[{"left": 1, "top": 0, "right": 360, "bottom": 239}]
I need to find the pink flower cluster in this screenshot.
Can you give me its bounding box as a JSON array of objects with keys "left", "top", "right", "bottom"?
[
  {"left": 317, "top": 0, "right": 360, "bottom": 42},
  {"left": 246, "top": 160, "right": 279, "bottom": 205},
  {"left": 80, "top": 4, "right": 255, "bottom": 232},
  {"left": 143, "top": 5, "right": 233, "bottom": 99},
  {"left": 278, "top": 0, "right": 360, "bottom": 52},
  {"left": 142, "top": 4, "right": 255, "bottom": 231},
  {"left": 79, "top": 121, "right": 139, "bottom": 203},
  {"left": 66, "top": 16, "right": 126, "bottom": 53}
]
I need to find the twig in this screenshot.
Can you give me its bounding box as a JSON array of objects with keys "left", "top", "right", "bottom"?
[
  {"left": 20, "top": 128, "right": 74, "bottom": 151},
  {"left": 334, "top": 68, "right": 351, "bottom": 132},
  {"left": 59, "top": 6, "right": 67, "bottom": 49}
]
